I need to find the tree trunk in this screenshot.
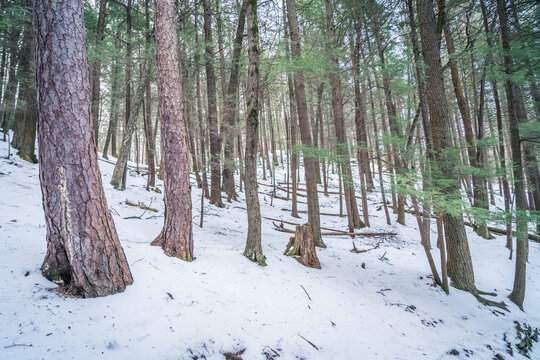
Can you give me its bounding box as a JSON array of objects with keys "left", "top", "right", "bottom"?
[
  {"left": 372, "top": 3, "right": 405, "bottom": 225},
  {"left": 90, "top": 0, "right": 107, "bottom": 146},
  {"left": 110, "top": 59, "right": 151, "bottom": 190},
  {"left": 122, "top": 0, "right": 133, "bottom": 189},
  {"left": 497, "top": 0, "right": 528, "bottom": 310},
  {"left": 34, "top": 0, "right": 132, "bottom": 298},
  {"left": 151, "top": 0, "right": 193, "bottom": 261},
  {"left": 282, "top": 1, "right": 299, "bottom": 218},
  {"left": 222, "top": 0, "right": 247, "bottom": 202},
  {"left": 143, "top": 0, "right": 156, "bottom": 189},
  {"left": 203, "top": 0, "right": 224, "bottom": 208},
  {"left": 102, "top": 32, "right": 121, "bottom": 160},
  {"left": 443, "top": 21, "right": 491, "bottom": 239},
  {"left": 243, "top": 0, "right": 266, "bottom": 266},
  {"left": 416, "top": 0, "right": 476, "bottom": 294},
  {"left": 18, "top": 69, "right": 37, "bottom": 163},
  {"left": 325, "top": 0, "right": 364, "bottom": 232},
  {"left": 285, "top": 0, "right": 324, "bottom": 247},
  {"left": 16, "top": 15, "right": 37, "bottom": 163},
  {"left": 194, "top": 8, "right": 210, "bottom": 199}
]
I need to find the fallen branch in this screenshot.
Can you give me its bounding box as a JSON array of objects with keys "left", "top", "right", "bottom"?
[
  {"left": 4, "top": 343, "right": 33, "bottom": 349},
  {"left": 272, "top": 222, "right": 397, "bottom": 237},
  {"left": 125, "top": 200, "right": 158, "bottom": 213},
  {"left": 351, "top": 240, "right": 382, "bottom": 253},
  {"left": 300, "top": 284, "right": 312, "bottom": 301},
  {"left": 264, "top": 216, "right": 360, "bottom": 235},
  {"left": 298, "top": 334, "right": 319, "bottom": 350}
]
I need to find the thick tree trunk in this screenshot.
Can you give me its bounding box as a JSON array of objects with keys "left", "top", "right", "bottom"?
[
  {"left": 243, "top": 0, "right": 266, "bottom": 266},
  {"left": 416, "top": 0, "right": 476, "bottom": 294},
  {"left": 151, "top": 0, "right": 193, "bottom": 261},
  {"left": 286, "top": 0, "right": 324, "bottom": 247},
  {"left": 34, "top": 0, "right": 132, "bottom": 298},
  {"left": 203, "top": 0, "right": 224, "bottom": 208}
]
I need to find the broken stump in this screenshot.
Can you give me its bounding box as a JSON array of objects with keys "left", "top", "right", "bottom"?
[{"left": 284, "top": 223, "right": 321, "bottom": 269}]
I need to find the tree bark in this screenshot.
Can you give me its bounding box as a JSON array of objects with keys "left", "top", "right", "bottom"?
[
  {"left": 497, "top": 0, "right": 528, "bottom": 309},
  {"left": 282, "top": 0, "right": 299, "bottom": 218},
  {"left": 203, "top": 0, "right": 224, "bottom": 208},
  {"left": 285, "top": 0, "right": 324, "bottom": 247},
  {"left": 243, "top": 0, "right": 266, "bottom": 266},
  {"left": 143, "top": 0, "right": 156, "bottom": 189},
  {"left": 416, "top": 0, "right": 476, "bottom": 294},
  {"left": 90, "top": 0, "right": 107, "bottom": 146},
  {"left": 325, "top": 0, "right": 364, "bottom": 232},
  {"left": 371, "top": 2, "right": 405, "bottom": 225},
  {"left": 443, "top": 21, "right": 491, "bottom": 239},
  {"left": 151, "top": 0, "right": 193, "bottom": 261},
  {"left": 34, "top": 0, "right": 132, "bottom": 298},
  {"left": 222, "top": 0, "right": 247, "bottom": 201},
  {"left": 102, "top": 31, "right": 121, "bottom": 160},
  {"left": 284, "top": 224, "right": 321, "bottom": 269},
  {"left": 110, "top": 59, "right": 151, "bottom": 190}
]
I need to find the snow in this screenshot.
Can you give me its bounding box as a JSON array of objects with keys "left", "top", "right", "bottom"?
[{"left": 1, "top": 139, "right": 539, "bottom": 360}]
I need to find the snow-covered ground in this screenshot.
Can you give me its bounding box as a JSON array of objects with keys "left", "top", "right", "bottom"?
[{"left": 1, "top": 139, "right": 539, "bottom": 360}]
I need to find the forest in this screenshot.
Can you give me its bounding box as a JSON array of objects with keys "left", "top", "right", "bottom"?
[{"left": 0, "top": 0, "right": 539, "bottom": 358}]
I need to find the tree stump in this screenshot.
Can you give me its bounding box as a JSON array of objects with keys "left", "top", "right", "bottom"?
[{"left": 284, "top": 223, "right": 321, "bottom": 269}]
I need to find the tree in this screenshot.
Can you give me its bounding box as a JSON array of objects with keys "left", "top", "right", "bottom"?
[
  {"left": 285, "top": 0, "right": 325, "bottom": 248},
  {"left": 416, "top": 0, "right": 476, "bottom": 294},
  {"left": 34, "top": 0, "right": 133, "bottom": 297},
  {"left": 222, "top": 0, "right": 248, "bottom": 202},
  {"left": 243, "top": 0, "right": 266, "bottom": 266},
  {"left": 151, "top": 0, "right": 193, "bottom": 261},
  {"left": 90, "top": 0, "right": 107, "bottom": 147},
  {"left": 203, "top": 0, "right": 224, "bottom": 208},
  {"left": 497, "top": 0, "right": 528, "bottom": 310},
  {"left": 324, "top": 0, "right": 365, "bottom": 231}
]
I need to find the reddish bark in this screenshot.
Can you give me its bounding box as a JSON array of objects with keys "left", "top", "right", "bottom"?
[
  {"left": 34, "top": 0, "right": 132, "bottom": 297},
  {"left": 151, "top": 0, "right": 193, "bottom": 261}
]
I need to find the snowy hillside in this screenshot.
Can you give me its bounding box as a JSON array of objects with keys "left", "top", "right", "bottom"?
[{"left": 1, "top": 139, "right": 539, "bottom": 360}]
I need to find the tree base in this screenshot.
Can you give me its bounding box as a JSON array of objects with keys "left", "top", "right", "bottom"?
[{"left": 151, "top": 233, "right": 194, "bottom": 261}]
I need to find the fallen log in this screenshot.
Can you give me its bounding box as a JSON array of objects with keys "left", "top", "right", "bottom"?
[
  {"left": 272, "top": 222, "right": 397, "bottom": 237},
  {"left": 125, "top": 200, "right": 158, "bottom": 213}
]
